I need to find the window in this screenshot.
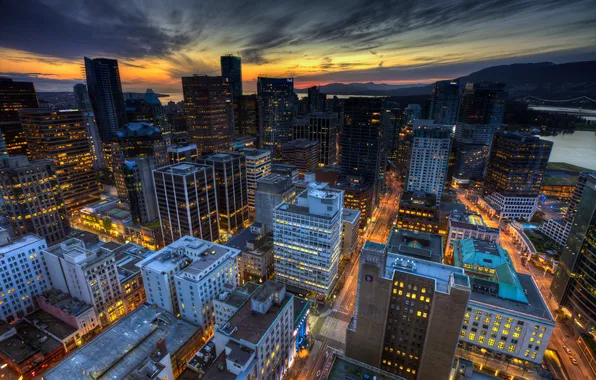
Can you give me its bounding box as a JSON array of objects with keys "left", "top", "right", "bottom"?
[{"left": 498, "top": 342, "right": 505, "bottom": 350}]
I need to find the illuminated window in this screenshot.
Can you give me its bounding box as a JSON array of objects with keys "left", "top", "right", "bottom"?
[
  {"left": 498, "top": 342, "right": 505, "bottom": 350},
  {"left": 488, "top": 339, "right": 495, "bottom": 347},
  {"left": 524, "top": 350, "right": 530, "bottom": 357},
  {"left": 508, "top": 345, "right": 516, "bottom": 352},
  {"left": 478, "top": 336, "right": 485, "bottom": 344},
  {"left": 461, "top": 330, "right": 466, "bottom": 337}
]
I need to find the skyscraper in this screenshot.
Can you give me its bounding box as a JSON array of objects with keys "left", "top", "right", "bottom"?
[
  {"left": 239, "top": 148, "right": 272, "bottom": 214},
  {"left": 0, "top": 77, "right": 39, "bottom": 156},
  {"left": 429, "top": 80, "right": 459, "bottom": 125},
  {"left": 307, "top": 86, "right": 326, "bottom": 113},
  {"left": 340, "top": 97, "right": 384, "bottom": 202},
  {"left": 406, "top": 121, "right": 451, "bottom": 201},
  {"left": 153, "top": 163, "right": 219, "bottom": 244},
  {"left": 482, "top": 131, "right": 552, "bottom": 219},
  {"left": 453, "top": 82, "right": 507, "bottom": 185},
  {"left": 346, "top": 239, "right": 470, "bottom": 380},
  {"left": 121, "top": 156, "right": 158, "bottom": 224},
  {"left": 182, "top": 75, "right": 231, "bottom": 155},
  {"left": 234, "top": 94, "right": 259, "bottom": 138},
  {"left": 19, "top": 108, "right": 101, "bottom": 214},
  {"left": 257, "top": 77, "right": 295, "bottom": 159},
  {"left": 220, "top": 55, "right": 242, "bottom": 98},
  {"left": 125, "top": 90, "right": 171, "bottom": 143},
  {"left": 0, "top": 156, "right": 70, "bottom": 244},
  {"left": 255, "top": 173, "right": 296, "bottom": 232},
  {"left": 551, "top": 173, "right": 596, "bottom": 332},
  {"left": 198, "top": 153, "right": 249, "bottom": 235},
  {"left": 308, "top": 111, "right": 339, "bottom": 166},
  {"left": 84, "top": 57, "right": 127, "bottom": 141},
  {"left": 282, "top": 139, "right": 319, "bottom": 176},
  {"left": 273, "top": 187, "right": 343, "bottom": 296},
  {"left": 73, "top": 83, "right": 92, "bottom": 111}
]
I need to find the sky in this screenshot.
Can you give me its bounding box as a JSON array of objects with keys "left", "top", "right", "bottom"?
[{"left": 1, "top": 0, "right": 595, "bottom": 94}]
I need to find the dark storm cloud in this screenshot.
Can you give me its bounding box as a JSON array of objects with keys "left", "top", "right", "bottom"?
[{"left": 0, "top": 72, "right": 82, "bottom": 91}]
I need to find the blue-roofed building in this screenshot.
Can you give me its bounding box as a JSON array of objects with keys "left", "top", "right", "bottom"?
[{"left": 453, "top": 239, "right": 555, "bottom": 366}]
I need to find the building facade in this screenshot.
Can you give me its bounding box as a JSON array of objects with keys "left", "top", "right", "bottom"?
[
  {"left": 429, "top": 80, "right": 460, "bottom": 125},
  {"left": 255, "top": 174, "right": 296, "bottom": 232},
  {"left": 240, "top": 148, "right": 272, "bottom": 214},
  {"left": 220, "top": 55, "right": 242, "bottom": 98},
  {"left": 308, "top": 112, "right": 339, "bottom": 166},
  {"left": 153, "top": 163, "right": 219, "bottom": 244},
  {"left": 257, "top": 77, "right": 295, "bottom": 159},
  {"left": 0, "top": 77, "right": 38, "bottom": 156},
  {"left": 282, "top": 139, "right": 319, "bottom": 176}
]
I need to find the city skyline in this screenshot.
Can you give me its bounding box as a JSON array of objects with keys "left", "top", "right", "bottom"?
[{"left": 1, "top": 0, "right": 595, "bottom": 92}]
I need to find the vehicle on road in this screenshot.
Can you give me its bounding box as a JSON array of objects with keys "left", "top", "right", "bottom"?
[
  {"left": 563, "top": 346, "right": 571, "bottom": 354},
  {"left": 570, "top": 357, "right": 578, "bottom": 365}
]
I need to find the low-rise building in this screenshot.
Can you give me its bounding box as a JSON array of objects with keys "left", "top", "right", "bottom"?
[
  {"left": 397, "top": 191, "right": 441, "bottom": 234},
  {"left": 453, "top": 238, "right": 555, "bottom": 365},
  {"left": 341, "top": 208, "right": 361, "bottom": 260},
  {"left": 167, "top": 143, "right": 198, "bottom": 164},
  {"left": 334, "top": 176, "right": 373, "bottom": 229},
  {"left": 36, "top": 289, "right": 99, "bottom": 340},
  {"left": 0, "top": 230, "right": 50, "bottom": 322},
  {"left": 110, "top": 242, "right": 154, "bottom": 314},
  {"left": 213, "top": 282, "right": 260, "bottom": 328},
  {"left": 271, "top": 164, "right": 299, "bottom": 183},
  {"left": 386, "top": 228, "right": 444, "bottom": 263},
  {"left": 255, "top": 174, "right": 296, "bottom": 233},
  {"left": 43, "top": 304, "right": 202, "bottom": 380},
  {"left": 447, "top": 211, "right": 500, "bottom": 252},
  {"left": 226, "top": 223, "right": 274, "bottom": 284}
]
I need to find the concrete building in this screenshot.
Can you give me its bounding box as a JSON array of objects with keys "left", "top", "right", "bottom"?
[
  {"left": 167, "top": 143, "right": 198, "bottom": 164},
  {"left": 18, "top": 108, "right": 101, "bottom": 214},
  {"left": 257, "top": 77, "right": 294, "bottom": 159},
  {"left": 341, "top": 208, "right": 361, "bottom": 260},
  {"left": 239, "top": 148, "right": 272, "bottom": 214},
  {"left": 335, "top": 176, "right": 374, "bottom": 229},
  {"left": 213, "top": 281, "right": 294, "bottom": 379},
  {"left": 199, "top": 153, "right": 249, "bottom": 236},
  {"left": 447, "top": 211, "right": 500, "bottom": 251},
  {"left": 406, "top": 121, "right": 451, "bottom": 202},
  {"left": 153, "top": 163, "right": 219, "bottom": 244},
  {"left": 226, "top": 223, "right": 274, "bottom": 284},
  {"left": 327, "top": 353, "right": 405, "bottom": 380},
  {"left": 182, "top": 75, "right": 231, "bottom": 155},
  {"left": 137, "top": 236, "right": 239, "bottom": 320},
  {"left": 213, "top": 282, "right": 260, "bottom": 328},
  {"left": 0, "top": 77, "right": 39, "bottom": 156},
  {"left": 36, "top": 289, "right": 99, "bottom": 340},
  {"left": 44, "top": 304, "right": 202, "bottom": 380},
  {"left": 346, "top": 240, "right": 471, "bottom": 380},
  {"left": 309, "top": 112, "right": 339, "bottom": 166},
  {"left": 0, "top": 156, "right": 70, "bottom": 245},
  {"left": 273, "top": 187, "right": 343, "bottom": 296},
  {"left": 454, "top": 239, "right": 555, "bottom": 365},
  {"left": 120, "top": 156, "right": 159, "bottom": 224},
  {"left": 282, "top": 139, "right": 319, "bottom": 177},
  {"left": 397, "top": 191, "right": 441, "bottom": 234},
  {"left": 386, "top": 228, "right": 444, "bottom": 264},
  {"left": 271, "top": 163, "right": 300, "bottom": 183},
  {"left": 0, "top": 230, "right": 50, "bottom": 322},
  {"left": 482, "top": 132, "right": 553, "bottom": 220},
  {"left": 255, "top": 174, "right": 296, "bottom": 232},
  {"left": 43, "top": 238, "right": 123, "bottom": 326},
  {"left": 175, "top": 240, "right": 240, "bottom": 332}
]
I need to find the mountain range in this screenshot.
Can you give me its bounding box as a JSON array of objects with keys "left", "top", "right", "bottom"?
[{"left": 296, "top": 61, "right": 596, "bottom": 99}]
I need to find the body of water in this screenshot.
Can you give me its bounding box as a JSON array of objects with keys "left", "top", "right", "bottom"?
[
  {"left": 160, "top": 92, "right": 383, "bottom": 103},
  {"left": 528, "top": 105, "right": 596, "bottom": 122},
  {"left": 541, "top": 131, "right": 596, "bottom": 170}
]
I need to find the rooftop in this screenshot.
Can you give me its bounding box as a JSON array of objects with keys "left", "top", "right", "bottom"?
[
  {"left": 43, "top": 238, "right": 115, "bottom": 269},
  {"left": 202, "top": 152, "right": 243, "bottom": 163},
  {"left": 0, "top": 234, "right": 44, "bottom": 256},
  {"left": 400, "top": 191, "right": 437, "bottom": 208},
  {"left": 449, "top": 212, "right": 499, "bottom": 234},
  {"left": 293, "top": 297, "right": 310, "bottom": 329},
  {"left": 0, "top": 321, "right": 62, "bottom": 364},
  {"left": 387, "top": 228, "right": 443, "bottom": 263},
  {"left": 327, "top": 354, "right": 405, "bottom": 380},
  {"left": 342, "top": 208, "right": 361, "bottom": 224},
  {"left": 470, "top": 274, "right": 554, "bottom": 323},
  {"left": 25, "top": 309, "right": 77, "bottom": 341},
  {"left": 117, "top": 122, "right": 162, "bottom": 139},
  {"left": 37, "top": 289, "right": 93, "bottom": 317},
  {"left": 44, "top": 305, "right": 199, "bottom": 380},
  {"left": 153, "top": 162, "right": 213, "bottom": 176},
  {"left": 271, "top": 163, "right": 299, "bottom": 174},
  {"left": 216, "top": 283, "right": 261, "bottom": 309}
]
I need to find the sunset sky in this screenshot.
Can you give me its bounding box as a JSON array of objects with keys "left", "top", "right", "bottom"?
[{"left": 1, "top": 0, "right": 595, "bottom": 94}]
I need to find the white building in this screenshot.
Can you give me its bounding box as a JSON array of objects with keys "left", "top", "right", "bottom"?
[
  {"left": 43, "top": 238, "right": 123, "bottom": 326},
  {"left": 137, "top": 236, "right": 240, "bottom": 324},
  {"left": 240, "top": 149, "right": 272, "bottom": 214},
  {"left": 213, "top": 281, "right": 294, "bottom": 379},
  {"left": 406, "top": 120, "right": 451, "bottom": 202},
  {"left": 175, "top": 241, "right": 240, "bottom": 331},
  {"left": 0, "top": 230, "right": 50, "bottom": 323},
  {"left": 539, "top": 218, "right": 571, "bottom": 246},
  {"left": 213, "top": 282, "right": 260, "bottom": 328},
  {"left": 273, "top": 187, "right": 343, "bottom": 296},
  {"left": 341, "top": 208, "right": 361, "bottom": 260},
  {"left": 446, "top": 211, "right": 500, "bottom": 251},
  {"left": 480, "top": 193, "right": 540, "bottom": 220}
]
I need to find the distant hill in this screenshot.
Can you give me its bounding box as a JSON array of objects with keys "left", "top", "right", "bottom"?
[{"left": 297, "top": 61, "right": 596, "bottom": 99}]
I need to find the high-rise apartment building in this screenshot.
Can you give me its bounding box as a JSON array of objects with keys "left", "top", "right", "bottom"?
[
  {"left": 220, "top": 55, "right": 242, "bottom": 98},
  {"left": 257, "top": 77, "right": 295, "bottom": 159},
  {"left": 121, "top": 156, "right": 158, "bottom": 224},
  {"left": 0, "top": 230, "right": 50, "bottom": 322},
  {"left": 307, "top": 86, "right": 327, "bottom": 113},
  {"left": 0, "top": 156, "right": 70, "bottom": 244},
  {"left": 0, "top": 77, "right": 39, "bottom": 156},
  {"left": 137, "top": 236, "right": 239, "bottom": 318},
  {"left": 340, "top": 97, "right": 384, "bottom": 204},
  {"left": 19, "top": 108, "right": 101, "bottom": 214},
  {"left": 153, "top": 163, "right": 219, "bottom": 244},
  {"left": 182, "top": 75, "right": 231, "bottom": 155},
  {"left": 44, "top": 238, "right": 123, "bottom": 326},
  {"left": 239, "top": 148, "right": 272, "bottom": 214},
  {"left": 255, "top": 174, "right": 296, "bottom": 232},
  {"left": 308, "top": 112, "right": 339, "bottom": 166},
  {"left": 429, "top": 80, "right": 460, "bottom": 125},
  {"left": 84, "top": 57, "right": 127, "bottom": 141},
  {"left": 273, "top": 187, "right": 343, "bottom": 296},
  {"left": 406, "top": 121, "right": 451, "bottom": 201},
  {"left": 551, "top": 173, "right": 596, "bottom": 332},
  {"left": 282, "top": 139, "right": 319, "bottom": 176},
  {"left": 482, "top": 132, "right": 552, "bottom": 220},
  {"left": 346, "top": 240, "right": 471, "bottom": 380},
  {"left": 198, "top": 153, "right": 249, "bottom": 235}
]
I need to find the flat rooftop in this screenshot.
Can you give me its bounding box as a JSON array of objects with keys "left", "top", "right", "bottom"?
[
  {"left": 153, "top": 162, "right": 213, "bottom": 175},
  {"left": 177, "top": 244, "right": 238, "bottom": 280},
  {"left": 275, "top": 202, "right": 336, "bottom": 220},
  {"left": 44, "top": 304, "right": 199, "bottom": 380},
  {"left": 387, "top": 228, "right": 443, "bottom": 263},
  {"left": 385, "top": 251, "right": 469, "bottom": 294},
  {"left": 224, "top": 293, "right": 292, "bottom": 345},
  {"left": 37, "top": 289, "right": 92, "bottom": 316},
  {"left": 0, "top": 321, "right": 62, "bottom": 364},
  {"left": 450, "top": 212, "right": 499, "bottom": 234},
  {"left": 25, "top": 309, "right": 77, "bottom": 341},
  {"left": 342, "top": 208, "right": 361, "bottom": 224},
  {"left": 217, "top": 283, "right": 261, "bottom": 309},
  {"left": 0, "top": 234, "right": 44, "bottom": 255},
  {"left": 293, "top": 297, "right": 310, "bottom": 329},
  {"left": 470, "top": 274, "right": 554, "bottom": 323},
  {"left": 225, "top": 227, "right": 258, "bottom": 251},
  {"left": 400, "top": 191, "right": 437, "bottom": 208},
  {"left": 327, "top": 354, "right": 405, "bottom": 380},
  {"left": 199, "top": 352, "right": 240, "bottom": 380}
]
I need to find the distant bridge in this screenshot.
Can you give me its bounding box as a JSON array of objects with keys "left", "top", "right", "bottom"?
[{"left": 525, "top": 95, "right": 596, "bottom": 103}]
